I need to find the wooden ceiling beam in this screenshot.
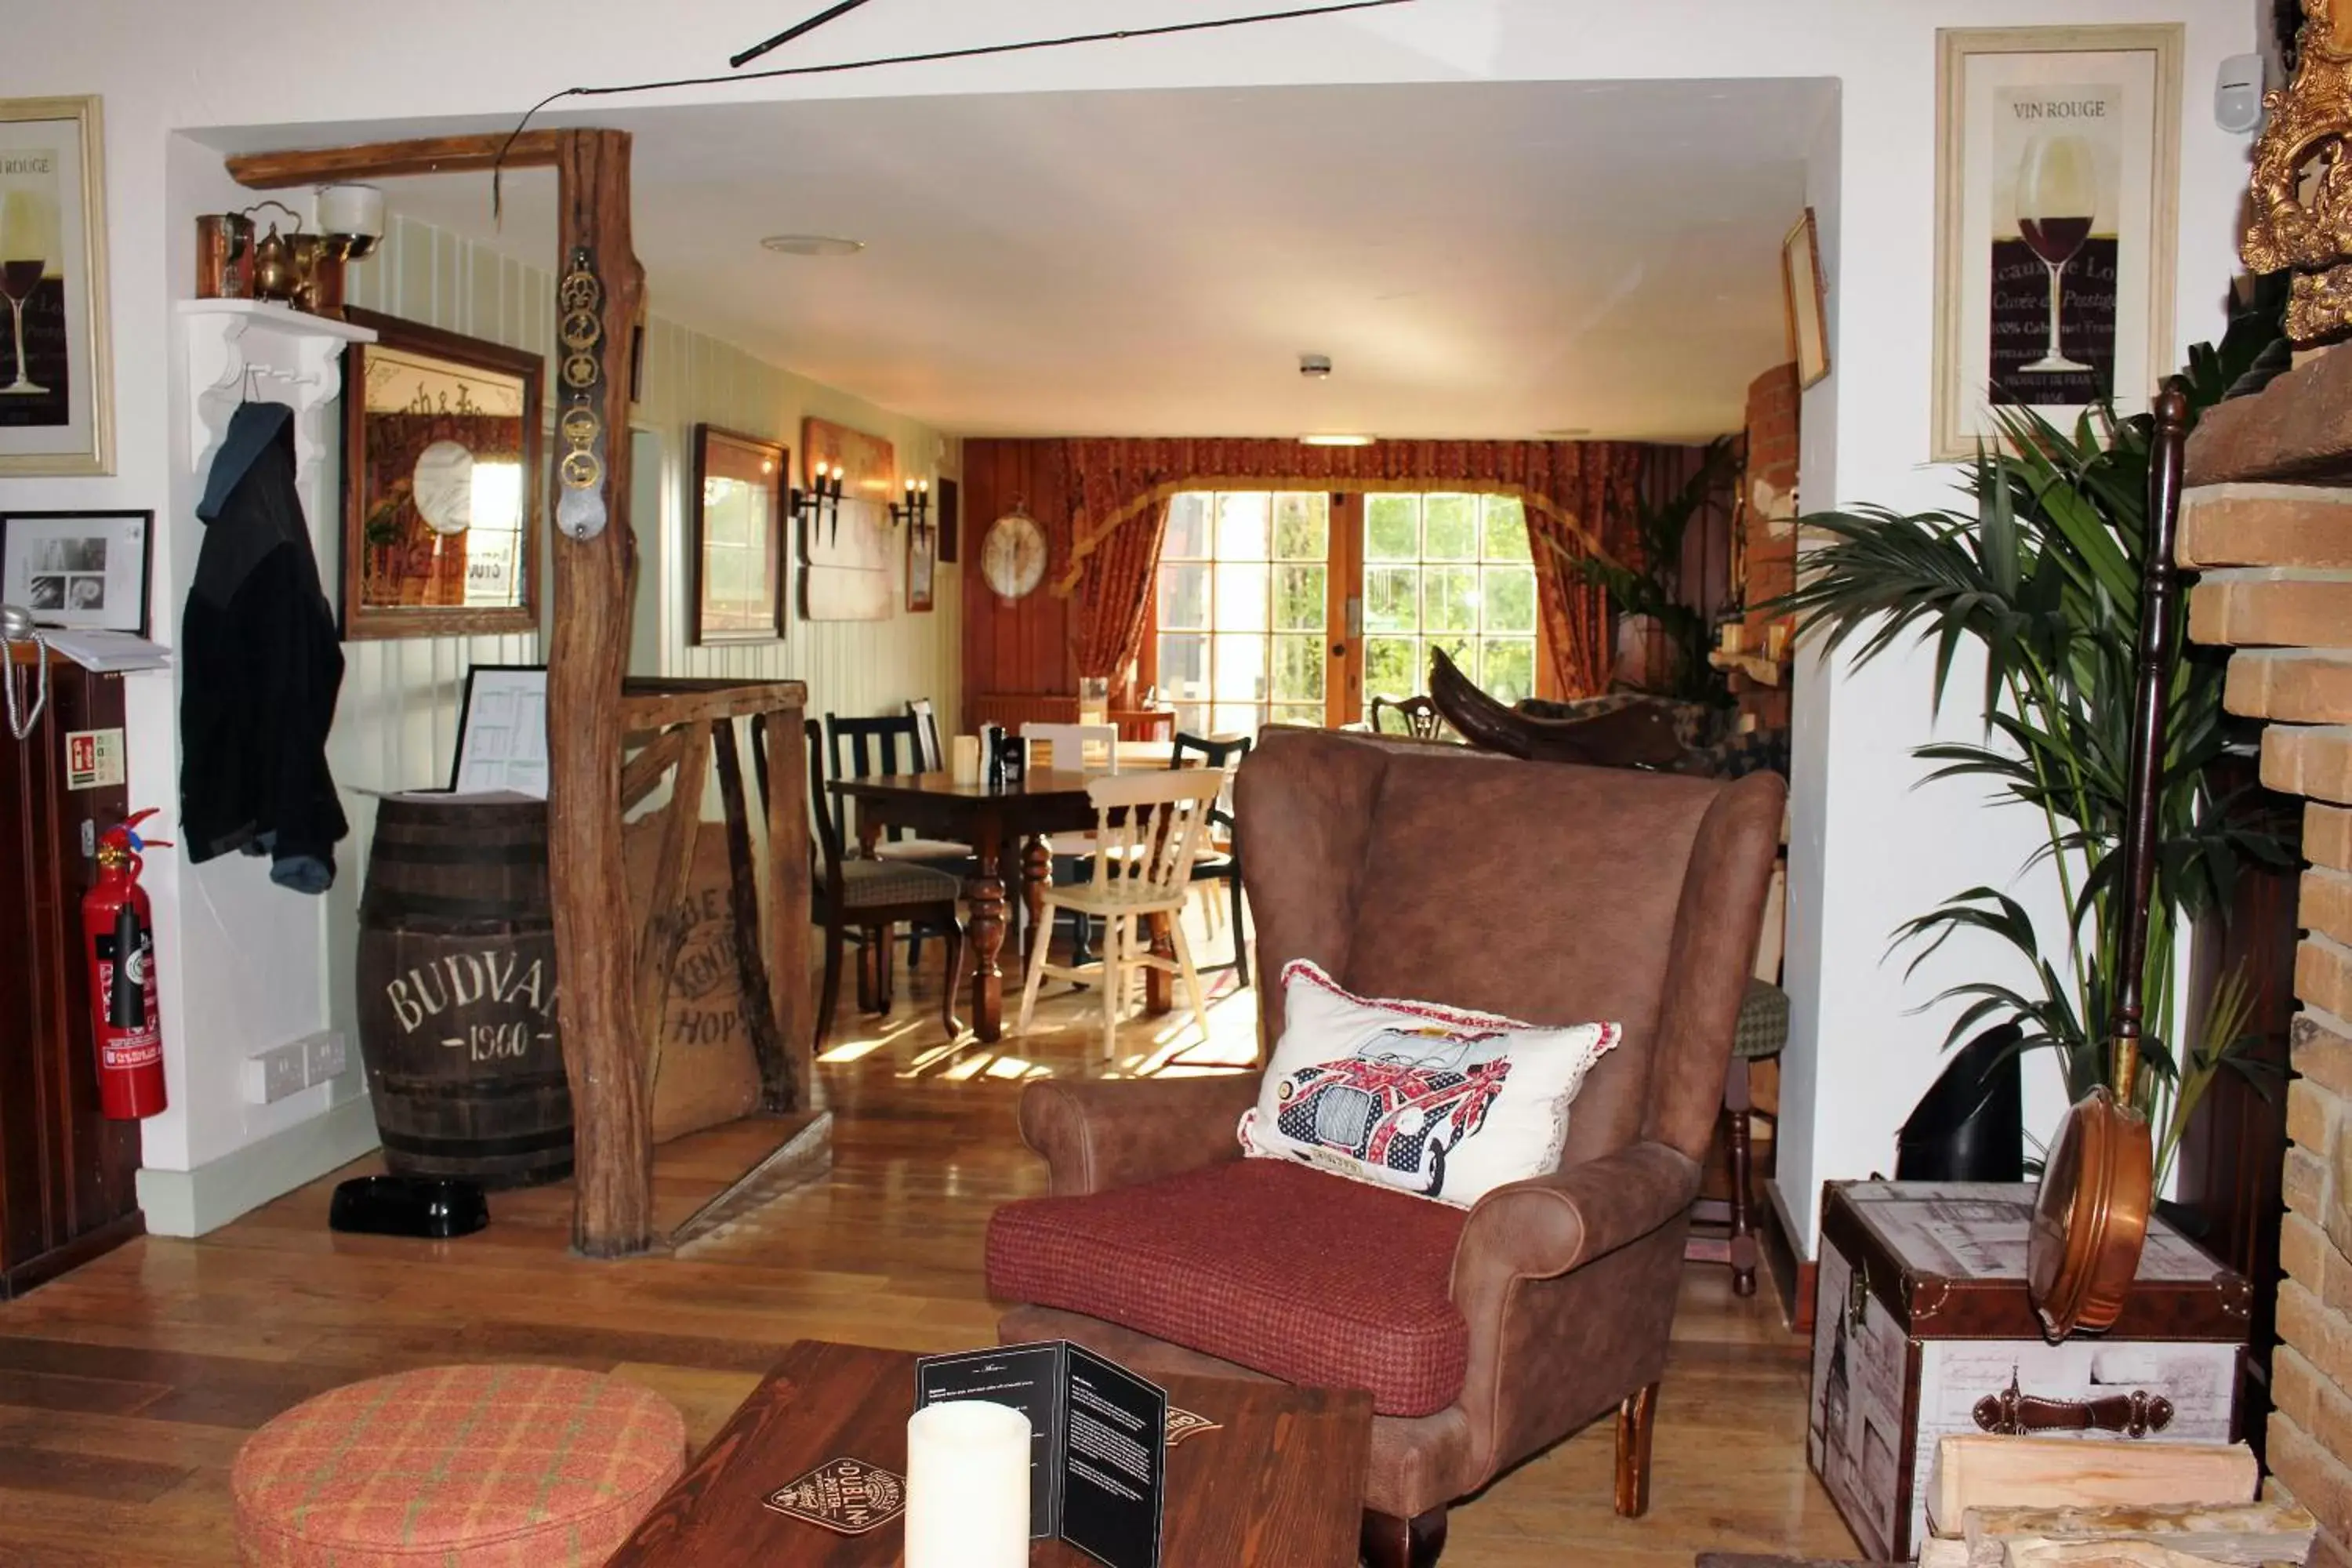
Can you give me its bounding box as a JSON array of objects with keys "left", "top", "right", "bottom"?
[{"left": 226, "top": 132, "right": 563, "bottom": 190}]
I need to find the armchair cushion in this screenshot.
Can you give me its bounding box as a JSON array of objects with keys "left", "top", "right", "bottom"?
[
  {"left": 985, "top": 1158, "right": 1470, "bottom": 1417},
  {"left": 1239, "top": 960, "right": 1620, "bottom": 1207}
]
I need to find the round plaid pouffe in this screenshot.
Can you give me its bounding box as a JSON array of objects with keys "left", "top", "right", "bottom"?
[{"left": 231, "top": 1364, "right": 685, "bottom": 1567}]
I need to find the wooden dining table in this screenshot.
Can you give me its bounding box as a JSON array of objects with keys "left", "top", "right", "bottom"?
[{"left": 829, "top": 768, "right": 1178, "bottom": 1042}]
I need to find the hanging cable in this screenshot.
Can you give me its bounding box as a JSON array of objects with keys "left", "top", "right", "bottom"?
[
  {"left": 495, "top": 0, "right": 1417, "bottom": 212},
  {"left": 732, "top": 0, "right": 883, "bottom": 70}
]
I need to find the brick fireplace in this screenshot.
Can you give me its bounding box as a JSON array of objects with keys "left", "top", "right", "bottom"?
[{"left": 2184, "top": 351, "right": 2352, "bottom": 1566}]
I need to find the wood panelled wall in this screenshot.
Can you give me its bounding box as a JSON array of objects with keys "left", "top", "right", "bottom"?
[
  {"left": 960, "top": 440, "right": 1076, "bottom": 720},
  {"left": 959, "top": 438, "right": 1729, "bottom": 720}
]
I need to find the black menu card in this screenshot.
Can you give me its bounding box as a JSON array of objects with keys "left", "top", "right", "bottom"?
[{"left": 914, "top": 1340, "right": 1166, "bottom": 1568}]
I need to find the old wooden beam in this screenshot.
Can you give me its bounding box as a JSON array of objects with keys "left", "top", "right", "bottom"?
[
  {"left": 226, "top": 132, "right": 564, "bottom": 190},
  {"left": 619, "top": 726, "right": 691, "bottom": 815},
  {"left": 621, "top": 680, "right": 809, "bottom": 731},
  {"left": 713, "top": 720, "right": 792, "bottom": 1110},
  {"left": 762, "top": 711, "right": 814, "bottom": 1109},
  {"left": 546, "top": 129, "right": 650, "bottom": 1258},
  {"left": 633, "top": 723, "right": 713, "bottom": 1098}
]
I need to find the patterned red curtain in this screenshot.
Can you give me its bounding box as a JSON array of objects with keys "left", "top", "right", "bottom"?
[{"left": 1049, "top": 437, "right": 1651, "bottom": 699}]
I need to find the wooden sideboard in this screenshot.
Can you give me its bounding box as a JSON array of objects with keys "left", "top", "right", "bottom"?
[{"left": 0, "top": 662, "right": 143, "bottom": 1298}]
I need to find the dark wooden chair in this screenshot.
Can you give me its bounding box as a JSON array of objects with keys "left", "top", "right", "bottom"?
[
  {"left": 806, "top": 718, "right": 964, "bottom": 1045},
  {"left": 1370, "top": 693, "right": 1446, "bottom": 740},
  {"left": 827, "top": 711, "right": 973, "bottom": 984},
  {"left": 906, "top": 697, "right": 946, "bottom": 772},
  {"left": 1169, "top": 731, "right": 1252, "bottom": 986}
]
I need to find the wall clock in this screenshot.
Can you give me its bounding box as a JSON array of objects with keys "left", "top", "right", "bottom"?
[{"left": 981, "top": 506, "right": 1047, "bottom": 600}]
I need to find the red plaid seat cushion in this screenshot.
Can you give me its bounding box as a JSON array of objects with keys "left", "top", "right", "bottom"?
[
  {"left": 231, "top": 1364, "right": 684, "bottom": 1566},
  {"left": 986, "top": 1158, "right": 1470, "bottom": 1417}
]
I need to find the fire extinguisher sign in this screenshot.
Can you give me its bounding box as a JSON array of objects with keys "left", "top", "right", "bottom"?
[{"left": 65, "top": 728, "right": 125, "bottom": 791}]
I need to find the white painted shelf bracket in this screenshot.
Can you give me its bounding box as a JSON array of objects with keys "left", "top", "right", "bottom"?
[{"left": 179, "top": 299, "right": 376, "bottom": 496}]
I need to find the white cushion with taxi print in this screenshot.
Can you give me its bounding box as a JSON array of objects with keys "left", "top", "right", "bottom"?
[{"left": 1236, "top": 959, "right": 1620, "bottom": 1208}]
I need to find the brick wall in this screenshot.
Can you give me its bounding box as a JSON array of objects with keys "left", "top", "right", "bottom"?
[
  {"left": 2185, "top": 349, "right": 2352, "bottom": 1568},
  {"left": 1733, "top": 361, "right": 1801, "bottom": 728}
]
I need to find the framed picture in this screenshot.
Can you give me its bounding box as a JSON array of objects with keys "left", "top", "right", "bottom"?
[
  {"left": 450, "top": 663, "right": 549, "bottom": 797},
  {"left": 340, "top": 308, "right": 543, "bottom": 640},
  {"left": 1782, "top": 208, "right": 1829, "bottom": 389},
  {"left": 936, "top": 475, "right": 960, "bottom": 564},
  {"left": 0, "top": 509, "right": 148, "bottom": 632},
  {"left": 1933, "top": 25, "right": 2182, "bottom": 460},
  {"left": 0, "top": 96, "right": 111, "bottom": 477},
  {"left": 907, "top": 511, "right": 937, "bottom": 613},
  {"left": 691, "top": 423, "right": 787, "bottom": 644}
]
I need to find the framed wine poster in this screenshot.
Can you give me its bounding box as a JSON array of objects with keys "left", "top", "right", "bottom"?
[
  {"left": 1932, "top": 26, "right": 2180, "bottom": 460},
  {"left": 0, "top": 96, "right": 111, "bottom": 477}
]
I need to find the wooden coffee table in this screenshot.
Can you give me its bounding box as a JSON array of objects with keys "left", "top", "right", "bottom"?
[{"left": 606, "top": 1339, "right": 1373, "bottom": 1566}]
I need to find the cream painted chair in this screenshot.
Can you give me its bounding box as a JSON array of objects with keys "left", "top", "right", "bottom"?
[
  {"left": 1021, "top": 721, "right": 1120, "bottom": 775},
  {"left": 1015, "top": 769, "right": 1224, "bottom": 1056}
]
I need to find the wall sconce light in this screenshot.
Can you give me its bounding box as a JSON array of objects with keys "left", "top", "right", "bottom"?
[
  {"left": 890, "top": 476, "right": 931, "bottom": 532},
  {"left": 793, "top": 463, "right": 846, "bottom": 545}
]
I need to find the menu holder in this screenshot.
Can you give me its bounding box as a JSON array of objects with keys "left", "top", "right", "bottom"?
[{"left": 915, "top": 1340, "right": 1165, "bottom": 1568}]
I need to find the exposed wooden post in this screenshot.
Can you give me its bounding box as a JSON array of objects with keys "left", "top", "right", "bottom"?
[
  {"left": 548, "top": 129, "right": 651, "bottom": 1258},
  {"left": 764, "top": 713, "right": 814, "bottom": 1109}
]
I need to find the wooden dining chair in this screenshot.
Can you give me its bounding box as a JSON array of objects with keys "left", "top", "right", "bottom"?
[
  {"left": 1020, "top": 721, "right": 1120, "bottom": 774},
  {"left": 1370, "top": 694, "right": 1447, "bottom": 740},
  {"left": 1168, "top": 731, "right": 1252, "bottom": 985},
  {"left": 1014, "top": 769, "right": 1224, "bottom": 1056},
  {"left": 805, "top": 719, "right": 965, "bottom": 1044},
  {"left": 906, "top": 698, "right": 946, "bottom": 772}
]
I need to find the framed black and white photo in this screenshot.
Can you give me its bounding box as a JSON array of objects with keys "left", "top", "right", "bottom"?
[
  {"left": 1933, "top": 26, "right": 2182, "bottom": 459},
  {"left": 0, "top": 96, "right": 111, "bottom": 477},
  {"left": 1, "top": 509, "right": 149, "bottom": 632}
]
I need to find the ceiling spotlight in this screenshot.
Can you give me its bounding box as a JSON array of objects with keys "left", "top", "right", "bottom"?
[
  {"left": 1299, "top": 353, "right": 1333, "bottom": 379},
  {"left": 760, "top": 234, "right": 866, "bottom": 256},
  {"left": 1300, "top": 434, "right": 1376, "bottom": 447},
  {"left": 1537, "top": 426, "right": 1592, "bottom": 438}
]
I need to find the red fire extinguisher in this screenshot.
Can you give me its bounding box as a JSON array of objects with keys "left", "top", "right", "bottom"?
[{"left": 82, "top": 808, "right": 169, "bottom": 1120}]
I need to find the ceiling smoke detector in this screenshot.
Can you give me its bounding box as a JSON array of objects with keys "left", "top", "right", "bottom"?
[
  {"left": 760, "top": 234, "right": 866, "bottom": 257},
  {"left": 1299, "top": 353, "right": 1333, "bottom": 379}
]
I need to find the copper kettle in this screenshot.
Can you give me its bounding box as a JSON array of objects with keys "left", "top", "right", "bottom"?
[{"left": 250, "top": 216, "right": 303, "bottom": 303}]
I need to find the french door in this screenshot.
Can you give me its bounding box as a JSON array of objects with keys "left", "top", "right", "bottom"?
[{"left": 1149, "top": 488, "right": 1544, "bottom": 738}]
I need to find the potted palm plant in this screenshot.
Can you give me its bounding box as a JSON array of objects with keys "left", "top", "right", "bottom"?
[{"left": 1773, "top": 293, "right": 2289, "bottom": 1187}]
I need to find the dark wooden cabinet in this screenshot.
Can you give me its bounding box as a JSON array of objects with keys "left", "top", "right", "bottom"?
[{"left": 0, "top": 659, "right": 143, "bottom": 1298}]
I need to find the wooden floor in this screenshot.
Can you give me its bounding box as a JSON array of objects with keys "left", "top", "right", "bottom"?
[{"left": 0, "top": 913, "right": 1860, "bottom": 1566}]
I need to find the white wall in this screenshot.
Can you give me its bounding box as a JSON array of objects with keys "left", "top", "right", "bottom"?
[{"left": 0, "top": 0, "right": 2255, "bottom": 1247}]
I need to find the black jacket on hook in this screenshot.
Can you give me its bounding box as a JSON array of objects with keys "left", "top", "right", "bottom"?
[{"left": 181, "top": 401, "right": 347, "bottom": 893}]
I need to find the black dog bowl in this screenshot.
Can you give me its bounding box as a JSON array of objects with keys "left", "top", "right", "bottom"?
[{"left": 329, "top": 1174, "right": 489, "bottom": 1240}]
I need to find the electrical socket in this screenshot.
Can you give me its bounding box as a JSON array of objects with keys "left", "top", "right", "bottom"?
[
  {"left": 242, "top": 1040, "right": 310, "bottom": 1105},
  {"left": 305, "top": 1030, "right": 349, "bottom": 1083}
]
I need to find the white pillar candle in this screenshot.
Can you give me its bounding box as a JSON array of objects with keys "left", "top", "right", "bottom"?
[
  {"left": 905, "top": 1399, "right": 1030, "bottom": 1568},
  {"left": 316, "top": 183, "right": 384, "bottom": 240},
  {"left": 951, "top": 734, "right": 984, "bottom": 786}
]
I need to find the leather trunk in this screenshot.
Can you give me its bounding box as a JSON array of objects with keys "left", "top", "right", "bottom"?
[{"left": 1806, "top": 1181, "right": 2250, "bottom": 1560}]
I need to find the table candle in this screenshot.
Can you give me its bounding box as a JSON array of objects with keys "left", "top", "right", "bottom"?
[
  {"left": 905, "top": 1399, "right": 1030, "bottom": 1568},
  {"left": 952, "top": 734, "right": 983, "bottom": 786}
]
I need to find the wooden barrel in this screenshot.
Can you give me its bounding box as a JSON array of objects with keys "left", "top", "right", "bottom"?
[{"left": 355, "top": 798, "right": 572, "bottom": 1189}]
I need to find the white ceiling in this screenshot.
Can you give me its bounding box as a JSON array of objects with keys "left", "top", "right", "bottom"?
[{"left": 265, "top": 80, "right": 1832, "bottom": 441}]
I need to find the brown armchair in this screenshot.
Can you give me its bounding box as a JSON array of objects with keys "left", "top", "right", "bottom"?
[{"left": 985, "top": 728, "right": 1785, "bottom": 1567}]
